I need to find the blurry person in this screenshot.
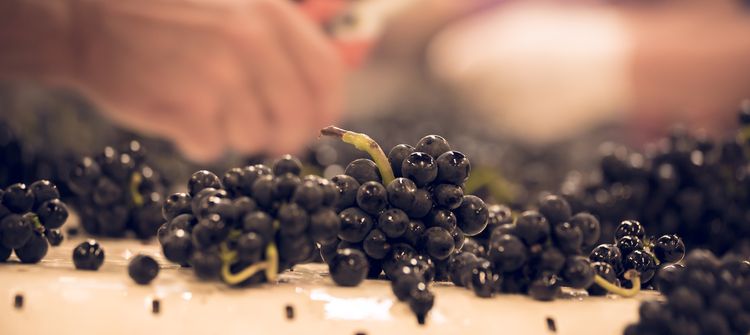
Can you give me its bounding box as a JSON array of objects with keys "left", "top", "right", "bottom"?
[
  {"left": 364, "top": 0, "right": 750, "bottom": 145},
  {"left": 0, "top": 0, "right": 345, "bottom": 162}
]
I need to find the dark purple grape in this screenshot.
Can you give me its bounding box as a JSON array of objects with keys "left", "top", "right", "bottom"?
[
  {"left": 590, "top": 244, "right": 623, "bottom": 275},
  {"left": 617, "top": 236, "right": 644, "bottom": 257},
  {"left": 242, "top": 211, "right": 274, "bottom": 241},
  {"left": 553, "top": 222, "right": 583, "bottom": 255},
  {"left": 386, "top": 178, "right": 417, "bottom": 211},
  {"left": 419, "top": 227, "right": 455, "bottom": 260},
  {"left": 128, "top": 254, "right": 159, "bottom": 285},
  {"left": 329, "top": 248, "right": 368, "bottom": 287},
  {"left": 415, "top": 135, "right": 451, "bottom": 159},
  {"left": 309, "top": 209, "right": 340, "bottom": 244},
  {"left": 356, "top": 181, "right": 387, "bottom": 215},
  {"left": 3, "top": 183, "right": 33, "bottom": 213},
  {"left": 44, "top": 229, "right": 63, "bottom": 247},
  {"left": 569, "top": 212, "right": 600, "bottom": 248},
  {"left": 401, "top": 152, "right": 437, "bottom": 187},
  {"left": 331, "top": 174, "right": 360, "bottom": 210},
  {"left": 14, "top": 230, "right": 48, "bottom": 264},
  {"left": 623, "top": 250, "right": 656, "bottom": 284},
  {"left": 561, "top": 256, "right": 595, "bottom": 289},
  {"left": 190, "top": 249, "right": 222, "bottom": 279},
  {"left": 338, "top": 207, "right": 374, "bottom": 243},
  {"left": 36, "top": 199, "right": 69, "bottom": 229},
  {"left": 0, "top": 214, "right": 32, "bottom": 249},
  {"left": 528, "top": 272, "right": 561, "bottom": 301},
  {"left": 278, "top": 202, "right": 309, "bottom": 236},
  {"left": 345, "top": 159, "right": 381, "bottom": 184},
  {"left": 538, "top": 194, "right": 572, "bottom": 225},
  {"left": 29, "top": 180, "right": 59, "bottom": 210},
  {"left": 432, "top": 184, "right": 463, "bottom": 210},
  {"left": 72, "top": 240, "right": 105, "bottom": 271},
  {"left": 388, "top": 144, "right": 415, "bottom": 179},
  {"left": 515, "top": 210, "right": 550, "bottom": 245},
  {"left": 615, "top": 219, "right": 645, "bottom": 241},
  {"left": 162, "top": 229, "right": 193, "bottom": 265},
  {"left": 272, "top": 154, "right": 302, "bottom": 176},
  {"left": 653, "top": 234, "right": 686, "bottom": 264},
  {"left": 435, "top": 151, "right": 470, "bottom": 185},
  {"left": 292, "top": 180, "right": 324, "bottom": 211},
  {"left": 406, "top": 189, "right": 433, "bottom": 219},
  {"left": 378, "top": 208, "right": 409, "bottom": 239},
  {"left": 401, "top": 220, "right": 426, "bottom": 246},
  {"left": 487, "top": 234, "right": 527, "bottom": 272},
  {"left": 363, "top": 229, "right": 391, "bottom": 260},
  {"left": 588, "top": 262, "right": 617, "bottom": 296},
  {"left": 272, "top": 173, "right": 301, "bottom": 201},
  {"left": 454, "top": 195, "right": 488, "bottom": 236},
  {"left": 188, "top": 170, "right": 222, "bottom": 197},
  {"left": 162, "top": 193, "right": 192, "bottom": 222}
]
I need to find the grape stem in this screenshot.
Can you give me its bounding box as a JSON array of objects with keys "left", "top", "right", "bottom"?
[
  {"left": 220, "top": 242, "right": 279, "bottom": 285},
  {"left": 129, "top": 172, "right": 144, "bottom": 207},
  {"left": 593, "top": 270, "right": 641, "bottom": 297},
  {"left": 29, "top": 214, "right": 45, "bottom": 233},
  {"left": 320, "top": 126, "right": 395, "bottom": 185}
]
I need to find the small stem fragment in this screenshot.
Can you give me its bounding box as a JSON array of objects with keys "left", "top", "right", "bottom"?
[
  {"left": 320, "top": 126, "right": 395, "bottom": 184},
  {"left": 593, "top": 270, "right": 641, "bottom": 297},
  {"left": 130, "top": 172, "right": 144, "bottom": 207}
]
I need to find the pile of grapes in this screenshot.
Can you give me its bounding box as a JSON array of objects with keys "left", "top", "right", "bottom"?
[
  {"left": 318, "top": 127, "right": 488, "bottom": 323},
  {"left": 626, "top": 250, "right": 750, "bottom": 335},
  {"left": 589, "top": 220, "right": 685, "bottom": 292},
  {"left": 0, "top": 180, "right": 69, "bottom": 263},
  {"left": 66, "top": 141, "right": 166, "bottom": 239},
  {"left": 561, "top": 108, "right": 750, "bottom": 256},
  {"left": 158, "top": 156, "right": 341, "bottom": 286}
]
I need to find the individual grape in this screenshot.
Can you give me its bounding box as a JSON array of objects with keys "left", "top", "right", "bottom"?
[
  {"left": 363, "top": 229, "right": 391, "bottom": 259},
  {"left": 68, "top": 157, "right": 101, "bottom": 194},
  {"left": 169, "top": 213, "right": 197, "bottom": 232},
  {"left": 454, "top": 195, "right": 488, "bottom": 236},
  {"left": 191, "top": 214, "right": 229, "bottom": 248},
  {"left": 190, "top": 249, "right": 222, "bottom": 279},
  {"left": 222, "top": 168, "right": 247, "bottom": 198},
  {"left": 278, "top": 203, "right": 309, "bottom": 236},
  {"left": 419, "top": 227, "right": 455, "bottom": 260},
  {"left": 435, "top": 151, "right": 470, "bottom": 185},
  {"left": 432, "top": 184, "right": 464, "bottom": 210},
  {"left": 528, "top": 272, "right": 561, "bottom": 301},
  {"left": 654, "top": 264, "right": 684, "bottom": 294},
  {"left": 538, "top": 194, "right": 572, "bottom": 225},
  {"left": 242, "top": 211, "right": 275, "bottom": 241},
  {"left": 514, "top": 210, "right": 550, "bottom": 246},
  {"left": 616, "top": 236, "right": 644, "bottom": 257},
  {"left": 162, "top": 193, "right": 192, "bottom": 222},
  {"left": 487, "top": 234, "right": 527, "bottom": 272},
  {"left": 92, "top": 177, "right": 122, "bottom": 207},
  {"left": 533, "top": 247, "right": 565, "bottom": 274},
  {"left": 553, "top": 222, "right": 583, "bottom": 255},
  {"left": 331, "top": 175, "right": 360, "bottom": 210},
  {"left": 653, "top": 234, "right": 686, "bottom": 263},
  {"left": 561, "top": 256, "right": 595, "bottom": 289},
  {"left": 589, "top": 243, "right": 623, "bottom": 274},
  {"left": 388, "top": 144, "right": 415, "bottom": 178},
  {"left": 667, "top": 287, "right": 704, "bottom": 317},
  {"left": 72, "top": 240, "right": 105, "bottom": 271},
  {"left": 408, "top": 283, "right": 434, "bottom": 325},
  {"left": 427, "top": 209, "right": 457, "bottom": 231},
  {"left": 623, "top": 250, "right": 656, "bottom": 284},
  {"left": 391, "top": 265, "right": 425, "bottom": 301},
  {"left": 356, "top": 181, "right": 388, "bottom": 215},
  {"left": 382, "top": 243, "right": 418, "bottom": 279},
  {"left": 569, "top": 212, "right": 600, "bottom": 248},
  {"left": 251, "top": 175, "right": 275, "bottom": 209},
  {"left": 469, "top": 258, "right": 494, "bottom": 298},
  {"left": 188, "top": 170, "right": 223, "bottom": 196},
  {"left": 29, "top": 180, "right": 60, "bottom": 210},
  {"left": 236, "top": 232, "right": 264, "bottom": 262},
  {"left": 329, "top": 248, "right": 369, "bottom": 287},
  {"left": 44, "top": 229, "right": 63, "bottom": 246},
  {"left": 683, "top": 249, "right": 720, "bottom": 272},
  {"left": 377, "top": 208, "right": 409, "bottom": 239},
  {"left": 448, "top": 252, "right": 479, "bottom": 287},
  {"left": 315, "top": 178, "right": 340, "bottom": 208},
  {"left": 460, "top": 238, "right": 486, "bottom": 258},
  {"left": 14, "top": 230, "right": 48, "bottom": 264},
  {"left": 406, "top": 189, "right": 433, "bottom": 219},
  {"left": 36, "top": 199, "right": 69, "bottom": 229},
  {"left": 614, "top": 219, "right": 645, "bottom": 241},
  {"left": 309, "top": 209, "right": 340, "bottom": 244},
  {"left": 272, "top": 173, "right": 301, "bottom": 201},
  {"left": 162, "top": 229, "right": 192, "bottom": 265},
  {"left": 292, "top": 180, "right": 324, "bottom": 211},
  {"left": 0, "top": 214, "right": 32, "bottom": 249},
  {"left": 338, "top": 207, "right": 374, "bottom": 243},
  {"left": 232, "top": 196, "right": 257, "bottom": 221},
  {"left": 415, "top": 135, "right": 451, "bottom": 159},
  {"left": 401, "top": 152, "right": 438, "bottom": 187},
  {"left": 345, "top": 158, "right": 381, "bottom": 184},
  {"left": 401, "top": 220, "right": 426, "bottom": 246},
  {"left": 477, "top": 204, "right": 513, "bottom": 241},
  {"left": 3, "top": 183, "right": 33, "bottom": 214},
  {"left": 386, "top": 178, "right": 417, "bottom": 211},
  {"left": 128, "top": 254, "right": 159, "bottom": 285},
  {"left": 272, "top": 154, "right": 303, "bottom": 176}
]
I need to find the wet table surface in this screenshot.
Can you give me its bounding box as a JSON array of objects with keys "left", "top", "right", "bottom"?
[{"left": 0, "top": 237, "right": 658, "bottom": 335}]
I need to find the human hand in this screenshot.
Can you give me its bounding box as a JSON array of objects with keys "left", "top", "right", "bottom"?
[{"left": 69, "top": 0, "right": 344, "bottom": 162}]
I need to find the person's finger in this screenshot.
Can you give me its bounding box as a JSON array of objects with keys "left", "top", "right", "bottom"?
[
  {"left": 228, "top": 14, "right": 316, "bottom": 155},
  {"left": 222, "top": 85, "right": 271, "bottom": 156},
  {"left": 258, "top": 0, "right": 345, "bottom": 128}
]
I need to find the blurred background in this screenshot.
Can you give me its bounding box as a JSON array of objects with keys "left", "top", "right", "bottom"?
[{"left": 2, "top": 0, "right": 750, "bottom": 255}]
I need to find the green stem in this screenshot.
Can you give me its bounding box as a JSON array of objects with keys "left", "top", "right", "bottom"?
[
  {"left": 593, "top": 270, "right": 641, "bottom": 297},
  {"left": 320, "top": 126, "right": 395, "bottom": 185},
  {"left": 30, "top": 214, "right": 45, "bottom": 233},
  {"left": 219, "top": 242, "right": 279, "bottom": 285},
  {"left": 129, "top": 172, "right": 144, "bottom": 207}
]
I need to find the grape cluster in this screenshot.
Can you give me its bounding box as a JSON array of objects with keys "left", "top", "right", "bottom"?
[
  {"left": 66, "top": 141, "right": 166, "bottom": 239},
  {"left": 451, "top": 194, "right": 604, "bottom": 301},
  {"left": 588, "top": 220, "right": 685, "bottom": 294},
  {"left": 0, "top": 180, "right": 69, "bottom": 263},
  {"left": 625, "top": 250, "right": 750, "bottom": 335},
  {"left": 158, "top": 155, "right": 341, "bottom": 286},
  {"left": 561, "top": 107, "right": 750, "bottom": 256},
  {"left": 319, "top": 131, "right": 486, "bottom": 324}
]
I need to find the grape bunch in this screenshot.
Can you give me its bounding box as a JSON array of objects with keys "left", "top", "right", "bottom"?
[
  {"left": 0, "top": 180, "right": 69, "bottom": 263},
  {"left": 158, "top": 155, "right": 341, "bottom": 286},
  {"left": 561, "top": 106, "right": 750, "bottom": 256},
  {"left": 625, "top": 250, "right": 750, "bottom": 335},
  {"left": 589, "top": 220, "right": 685, "bottom": 295},
  {"left": 66, "top": 141, "right": 167, "bottom": 239},
  {"left": 318, "top": 127, "right": 487, "bottom": 324},
  {"left": 449, "top": 194, "right": 607, "bottom": 301}
]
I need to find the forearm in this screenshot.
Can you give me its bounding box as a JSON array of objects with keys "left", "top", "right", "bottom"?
[{"left": 0, "top": 0, "right": 75, "bottom": 85}]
